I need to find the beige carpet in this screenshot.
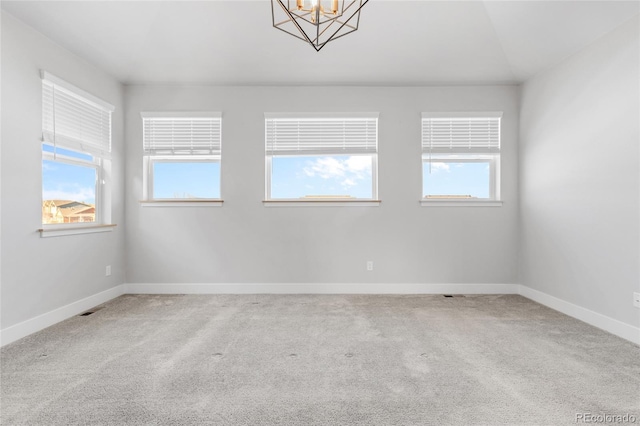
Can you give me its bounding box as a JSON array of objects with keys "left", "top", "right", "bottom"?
[{"left": 1, "top": 294, "right": 639, "bottom": 425}]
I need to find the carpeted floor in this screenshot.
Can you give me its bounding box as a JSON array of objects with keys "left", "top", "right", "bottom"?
[{"left": 1, "top": 294, "right": 639, "bottom": 425}]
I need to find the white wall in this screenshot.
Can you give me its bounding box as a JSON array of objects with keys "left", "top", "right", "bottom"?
[
  {"left": 1, "top": 4, "right": 636, "bottom": 345},
  {"left": 0, "top": 13, "right": 125, "bottom": 330},
  {"left": 519, "top": 16, "right": 640, "bottom": 328},
  {"left": 125, "top": 85, "right": 519, "bottom": 286}
]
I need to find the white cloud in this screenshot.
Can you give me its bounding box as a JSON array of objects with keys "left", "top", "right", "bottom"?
[
  {"left": 345, "top": 156, "right": 370, "bottom": 172},
  {"left": 42, "top": 162, "right": 57, "bottom": 172},
  {"left": 43, "top": 186, "right": 95, "bottom": 203},
  {"left": 304, "top": 157, "right": 346, "bottom": 179},
  {"left": 428, "top": 162, "right": 450, "bottom": 173},
  {"left": 303, "top": 156, "right": 371, "bottom": 189},
  {"left": 342, "top": 178, "right": 356, "bottom": 188}
]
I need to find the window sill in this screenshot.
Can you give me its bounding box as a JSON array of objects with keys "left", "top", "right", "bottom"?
[
  {"left": 140, "top": 200, "right": 224, "bottom": 207},
  {"left": 263, "top": 200, "right": 381, "bottom": 207},
  {"left": 420, "top": 200, "right": 502, "bottom": 207},
  {"left": 38, "top": 224, "right": 116, "bottom": 238}
]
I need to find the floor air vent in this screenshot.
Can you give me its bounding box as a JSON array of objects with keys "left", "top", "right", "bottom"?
[{"left": 79, "top": 307, "right": 103, "bottom": 317}]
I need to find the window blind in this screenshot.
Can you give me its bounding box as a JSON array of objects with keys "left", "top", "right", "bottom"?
[
  {"left": 265, "top": 114, "right": 378, "bottom": 155},
  {"left": 142, "top": 113, "right": 222, "bottom": 155},
  {"left": 422, "top": 112, "right": 502, "bottom": 154},
  {"left": 42, "top": 73, "right": 114, "bottom": 157}
]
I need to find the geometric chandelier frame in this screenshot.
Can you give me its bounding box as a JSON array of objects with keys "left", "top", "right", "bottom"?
[{"left": 271, "top": 0, "right": 370, "bottom": 52}]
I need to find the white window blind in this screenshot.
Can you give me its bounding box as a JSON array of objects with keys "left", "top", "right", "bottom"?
[
  {"left": 142, "top": 112, "right": 222, "bottom": 155},
  {"left": 42, "top": 72, "right": 114, "bottom": 157},
  {"left": 265, "top": 113, "right": 378, "bottom": 155},
  {"left": 422, "top": 112, "right": 502, "bottom": 154}
]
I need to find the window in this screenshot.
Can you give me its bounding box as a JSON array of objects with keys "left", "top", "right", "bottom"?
[
  {"left": 41, "top": 72, "right": 114, "bottom": 226},
  {"left": 421, "top": 112, "right": 502, "bottom": 205},
  {"left": 265, "top": 113, "right": 378, "bottom": 202},
  {"left": 142, "top": 112, "right": 222, "bottom": 202}
]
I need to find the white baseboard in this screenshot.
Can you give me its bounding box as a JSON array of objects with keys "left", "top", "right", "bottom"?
[
  {"left": 124, "top": 282, "right": 519, "bottom": 295},
  {"left": 519, "top": 285, "right": 640, "bottom": 345},
  {"left": 0, "top": 285, "right": 126, "bottom": 347},
  {"left": 6, "top": 283, "right": 636, "bottom": 348}
]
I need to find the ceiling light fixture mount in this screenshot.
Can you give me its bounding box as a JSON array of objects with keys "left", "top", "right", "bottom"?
[{"left": 271, "top": 0, "right": 369, "bottom": 52}]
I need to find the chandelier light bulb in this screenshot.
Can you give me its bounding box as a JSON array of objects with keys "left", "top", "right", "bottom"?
[{"left": 271, "top": 0, "right": 369, "bottom": 52}]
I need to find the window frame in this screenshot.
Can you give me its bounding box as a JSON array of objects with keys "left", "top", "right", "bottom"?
[
  {"left": 265, "top": 152, "right": 378, "bottom": 202},
  {"left": 421, "top": 112, "right": 502, "bottom": 207},
  {"left": 42, "top": 144, "right": 103, "bottom": 226},
  {"left": 422, "top": 154, "right": 499, "bottom": 202},
  {"left": 141, "top": 112, "right": 223, "bottom": 206},
  {"left": 40, "top": 72, "right": 114, "bottom": 231},
  {"left": 264, "top": 113, "right": 380, "bottom": 205},
  {"left": 144, "top": 154, "right": 222, "bottom": 202}
]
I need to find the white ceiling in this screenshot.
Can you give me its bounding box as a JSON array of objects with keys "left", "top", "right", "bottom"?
[{"left": 2, "top": 0, "right": 638, "bottom": 85}]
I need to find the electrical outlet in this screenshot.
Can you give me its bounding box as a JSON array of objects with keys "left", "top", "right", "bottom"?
[
  {"left": 106, "top": 265, "right": 112, "bottom": 277},
  {"left": 367, "top": 261, "right": 373, "bottom": 271},
  {"left": 633, "top": 292, "right": 640, "bottom": 308}
]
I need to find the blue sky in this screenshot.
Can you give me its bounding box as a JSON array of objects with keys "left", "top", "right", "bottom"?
[
  {"left": 153, "top": 162, "right": 220, "bottom": 199},
  {"left": 271, "top": 155, "right": 373, "bottom": 199},
  {"left": 423, "top": 161, "right": 490, "bottom": 198},
  {"left": 43, "top": 145, "right": 96, "bottom": 203},
  {"left": 42, "top": 159, "right": 96, "bottom": 204},
  {"left": 43, "top": 147, "right": 490, "bottom": 203},
  {"left": 42, "top": 143, "right": 223, "bottom": 201}
]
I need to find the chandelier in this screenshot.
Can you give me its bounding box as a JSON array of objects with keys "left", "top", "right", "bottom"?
[{"left": 271, "top": 0, "right": 369, "bottom": 52}]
